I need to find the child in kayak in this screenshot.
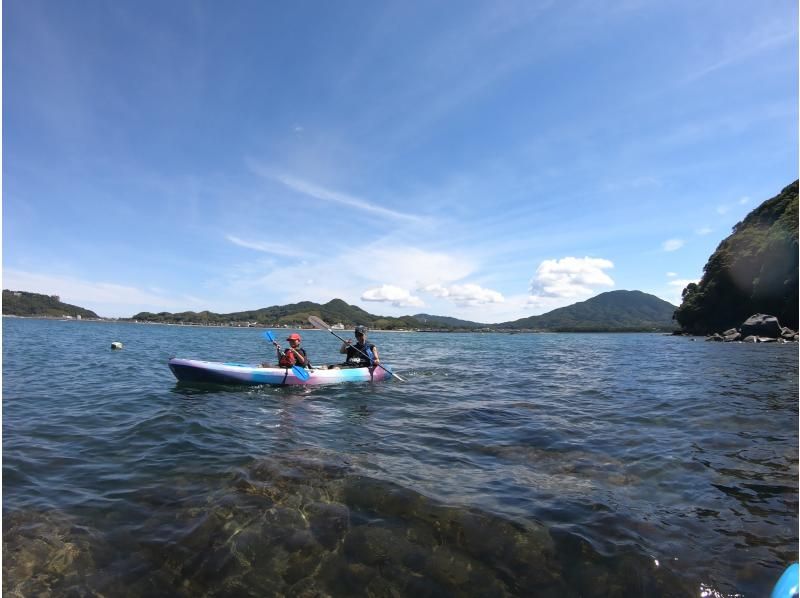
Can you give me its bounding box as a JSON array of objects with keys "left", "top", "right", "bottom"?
[
  {"left": 277, "top": 333, "right": 311, "bottom": 368},
  {"left": 339, "top": 325, "right": 380, "bottom": 367}
]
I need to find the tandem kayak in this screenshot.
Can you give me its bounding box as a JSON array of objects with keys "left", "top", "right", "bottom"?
[{"left": 167, "top": 358, "right": 395, "bottom": 386}]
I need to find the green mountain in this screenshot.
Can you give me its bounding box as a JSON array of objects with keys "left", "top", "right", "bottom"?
[
  {"left": 3, "top": 288, "right": 679, "bottom": 331},
  {"left": 131, "top": 298, "right": 420, "bottom": 330},
  {"left": 131, "top": 292, "right": 677, "bottom": 331},
  {"left": 674, "top": 181, "right": 798, "bottom": 334},
  {"left": 412, "top": 313, "right": 486, "bottom": 329},
  {"left": 2, "top": 290, "right": 100, "bottom": 319},
  {"left": 497, "top": 290, "right": 678, "bottom": 331}
]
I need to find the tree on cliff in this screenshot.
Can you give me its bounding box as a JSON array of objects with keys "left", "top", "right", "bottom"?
[{"left": 674, "top": 181, "right": 798, "bottom": 334}]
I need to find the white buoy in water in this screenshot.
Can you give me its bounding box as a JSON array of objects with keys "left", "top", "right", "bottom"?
[{"left": 111, "top": 342, "right": 123, "bottom": 350}]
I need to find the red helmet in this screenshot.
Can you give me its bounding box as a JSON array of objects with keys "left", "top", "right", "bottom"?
[{"left": 286, "top": 333, "right": 302, "bottom": 341}]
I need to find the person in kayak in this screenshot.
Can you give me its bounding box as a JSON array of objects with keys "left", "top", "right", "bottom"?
[
  {"left": 339, "top": 325, "right": 380, "bottom": 367},
  {"left": 278, "top": 333, "right": 311, "bottom": 368}
]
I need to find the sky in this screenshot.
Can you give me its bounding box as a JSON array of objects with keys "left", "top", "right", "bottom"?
[{"left": 3, "top": 0, "right": 798, "bottom": 322}]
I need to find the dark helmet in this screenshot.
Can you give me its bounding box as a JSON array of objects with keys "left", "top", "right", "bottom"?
[{"left": 354, "top": 325, "right": 367, "bottom": 335}]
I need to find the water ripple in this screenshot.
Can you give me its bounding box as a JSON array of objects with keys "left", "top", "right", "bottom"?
[{"left": 3, "top": 321, "right": 797, "bottom": 596}]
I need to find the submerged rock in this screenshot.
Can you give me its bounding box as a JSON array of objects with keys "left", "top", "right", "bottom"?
[
  {"left": 304, "top": 501, "right": 350, "bottom": 550},
  {"left": 2, "top": 510, "right": 106, "bottom": 597},
  {"left": 1, "top": 450, "right": 698, "bottom": 597}
]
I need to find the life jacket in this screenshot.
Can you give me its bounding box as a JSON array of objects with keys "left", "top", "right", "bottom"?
[
  {"left": 346, "top": 343, "right": 375, "bottom": 366},
  {"left": 279, "top": 348, "right": 308, "bottom": 367}
]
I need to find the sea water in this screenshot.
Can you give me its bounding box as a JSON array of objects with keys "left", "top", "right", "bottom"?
[{"left": 3, "top": 317, "right": 797, "bottom": 596}]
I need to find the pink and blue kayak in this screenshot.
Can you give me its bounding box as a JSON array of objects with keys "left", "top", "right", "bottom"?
[{"left": 168, "top": 358, "right": 394, "bottom": 386}]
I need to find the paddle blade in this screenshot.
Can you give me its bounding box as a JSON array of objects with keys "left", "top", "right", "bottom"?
[
  {"left": 292, "top": 365, "right": 311, "bottom": 381},
  {"left": 389, "top": 370, "right": 406, "bottom": 383},
  {"left": 264, "top": 330, "right": 276, "bottom": 343},
  {"left": 308, "top": 315, "right": 329, "bottom": 330}
]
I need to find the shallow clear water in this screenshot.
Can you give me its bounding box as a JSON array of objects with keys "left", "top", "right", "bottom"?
[{"left": 3, "top": 317, "right": 797, "bottom": 596}]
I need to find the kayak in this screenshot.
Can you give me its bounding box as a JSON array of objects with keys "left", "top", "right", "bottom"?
[
  {"left": 771, "top": 563, "right": 798, "bottom": 598},
  {"left": 167, "top": 358, "right": 394, "bottom": 386}
]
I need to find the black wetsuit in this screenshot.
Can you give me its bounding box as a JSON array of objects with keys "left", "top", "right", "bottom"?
[{"left": 345, "top": 342, "right": 375, "bottom": 367}]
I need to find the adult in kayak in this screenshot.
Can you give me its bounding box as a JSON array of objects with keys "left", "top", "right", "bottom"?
[
  {"left": 339, "top": 325, "right": 379, "bottom": 367},
  {"left": 277, "top": 333, "right": 311, "bottom": 368}
]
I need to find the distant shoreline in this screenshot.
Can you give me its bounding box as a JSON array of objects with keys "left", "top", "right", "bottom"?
[{"left": 2, "top": 315, "right": 677, "bottom": 334}]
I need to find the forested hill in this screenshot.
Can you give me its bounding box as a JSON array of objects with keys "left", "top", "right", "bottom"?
[
  {"left": 674, "top": 181, "right": 798, "bottom": 334},
  {"left": 4, "top": 288, "right": 680, "bottom": 331},
  {"left": 132, "top": 292, "right": 678, "bottom": 330},
  {"left": 498, "top": 291, "right": 677, "bottom": 331},
  {"left": 131, "top": 298, "right": 420, "bottom": 329},
  {"left": 3, "top": 290, "right": 100, "bottom": 319},
  {"left": 412, "top": 314, "right": 486, "bottom": 329}
]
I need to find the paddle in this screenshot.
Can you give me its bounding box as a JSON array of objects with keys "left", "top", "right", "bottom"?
[
  {"left": 263, "top": 331, "right": 311, "bottom": 381},
  {"left": 307, "top": 316, "right": 406, "bottom": 382}
]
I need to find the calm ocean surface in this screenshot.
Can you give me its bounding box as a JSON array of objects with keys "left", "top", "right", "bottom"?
[{"left": 3, "top": 317, "right": 797, "bottom": 597}]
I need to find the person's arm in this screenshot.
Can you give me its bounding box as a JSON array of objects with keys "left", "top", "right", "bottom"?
[
  {"left": 339, "top": 339, "right": 352, "bottom": 354},
  {"left": 370, "top": 345, "right": 380, "bottom": 365},
  {"left": 289, "top": 348, "right": 306, "bottom": 365}
]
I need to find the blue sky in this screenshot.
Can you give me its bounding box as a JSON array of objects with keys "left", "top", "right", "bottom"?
[{"left": 3, "top": 1, "right": 797, "bottom": 321}]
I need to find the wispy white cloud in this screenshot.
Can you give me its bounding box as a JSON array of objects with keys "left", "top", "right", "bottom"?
[
  {"left": 226, "top": 235, "right": 309, "bottom": 258},
  {"left": 353, "top": 248, "right": 504, "bottom": 308},
  {"left": 361, "top": 284, "right": 424, "bottom": 307},
  {"left": 422, "top": 282, "right": 504, "bottom": 306},
  {"left": 276, "top": 174, "right": 425, "bottom": 223},
  {"left": 715, "top": 194, "right": 753, "bottom": 217},
  {"left": 217, "top": 244, "right": 478, "bottom": 310},
  {"left": 669, "top": 278, "right": 699, "bottom": 288},
  {"left": 350, "top": 247, "right": 476, "bottom": 289},
  {"left": 528, "top": 256, "right": 614, "bottom": 301},
  {"left": 653, "top": 100, "right": 793, "bottom": 150},
  {"left": 216, "top": 240, "right": 511, "bottom": 316},
  {"left": 332, "top": 2, "right": 562, "bottom": 150},
  {"left": 666, "top": 272, "right": 677, "bottom": 277},
  {"left": 662, "top": 239, "right": 685, "bottom": 252},
  {"left": 248, "top": 161, "right": 426, "bottom": 224},
  {"left": 682, "top": 26, "right": 796, "bottom": 84},
  {"left": 3, "top": 269, "right": 206, "bottom": 318},
  {"left": 695, "top": 226, "right": 713, "bottom": 235}
]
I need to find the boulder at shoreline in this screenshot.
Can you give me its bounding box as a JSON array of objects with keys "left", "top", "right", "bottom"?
[
  {"left": 704, "top": 313, "right": 797, "bottom": 343},
  {"left": 739, "top": 314, "right": 783, "bottom": 338}
]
